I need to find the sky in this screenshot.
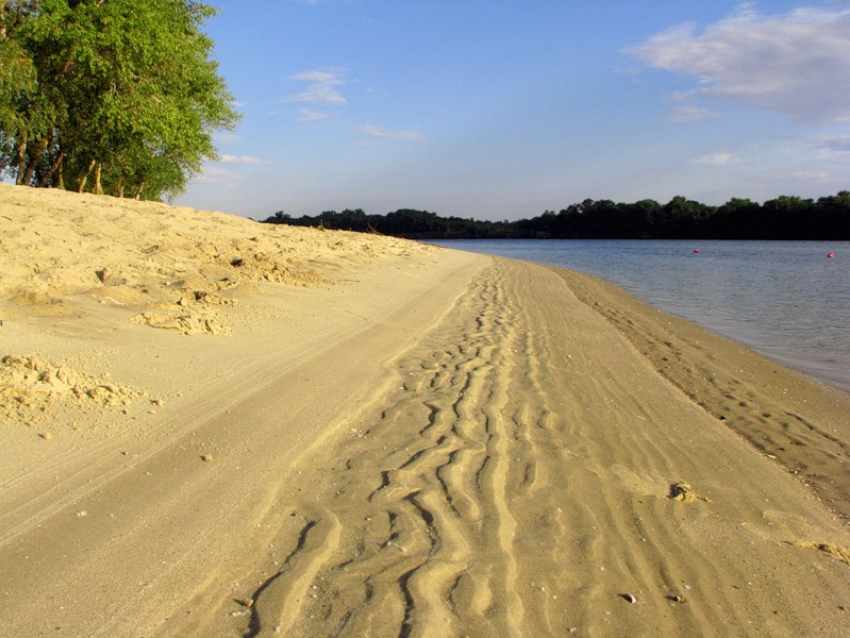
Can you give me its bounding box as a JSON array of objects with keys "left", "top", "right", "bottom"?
[{"left": 176, "top": 1, "right": 850, "bottom": 221}]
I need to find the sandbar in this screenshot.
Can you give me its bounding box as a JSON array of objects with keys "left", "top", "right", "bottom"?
[{"left": 1, "top": 184, "right": 849, "bottom": 637}]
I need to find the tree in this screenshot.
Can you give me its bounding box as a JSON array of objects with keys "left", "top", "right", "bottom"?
[
  {"left": 814, "top": 191, "right": 850, "bottom": 238},
  {"left": 0, "top": 0, "right": 239, "bottom": 200},
  {"left": 0, "top": 1, "right": 39, "bottom": 176},
  {"left": 659, "top": 196, "right": 714, "bottom": 238},
  {"left": 751, "top": 195, "right": 813, "bottom": 239}
]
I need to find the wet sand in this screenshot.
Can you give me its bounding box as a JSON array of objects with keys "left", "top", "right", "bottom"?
[{"left": 1, "top": 185, "right": 849, "bottom": 637}]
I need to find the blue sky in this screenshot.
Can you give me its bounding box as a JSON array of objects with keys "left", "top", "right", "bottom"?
[{"left": 177, "top": 1, "right": 850, "bottom": 221}]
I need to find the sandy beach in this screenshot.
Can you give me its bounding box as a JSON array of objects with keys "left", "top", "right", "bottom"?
[{"left": 1, "top": 184, "right": 849, "bottom": 637}]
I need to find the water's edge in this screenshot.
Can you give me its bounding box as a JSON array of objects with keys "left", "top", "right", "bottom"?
[{"left": 432, "top": 239, "right": 850, "bottom": 393}]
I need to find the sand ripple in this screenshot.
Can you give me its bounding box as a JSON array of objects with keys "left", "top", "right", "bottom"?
[{"left": 240, "top": 260, "right": 850, "bottom": 637}]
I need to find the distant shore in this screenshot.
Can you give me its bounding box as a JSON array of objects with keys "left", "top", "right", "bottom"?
[
  {"left": 2, "top": 184, "right": 849, "bottom": 637},
  {"left": 263, "top": 192, "right": 850, "bottom": 240}
]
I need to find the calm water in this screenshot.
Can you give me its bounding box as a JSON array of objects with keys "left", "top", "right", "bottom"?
[{"left": 432, "top": 240, "right": 850, "bottom": 394}]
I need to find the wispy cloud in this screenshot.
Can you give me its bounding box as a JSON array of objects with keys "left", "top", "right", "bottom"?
[
  {"left": 218, "top": 155, "right": 267, "bottom": 165},
  {"left": 690, "top": 152, "right": 738, "bottom": 165},
  {"left": 627, "top": 5, "right": 850, "bottom": 123},
  {"left": 667, "top": 104, "right": 720, "bottom": 123},
  {"left": 285, "top": 69, "right": 347, "bottom": 105},
  {"left": 191, "top": 165, "right": 241, "bottom": 185},
  {"left": 298, "top": 107, "right": 329, "bottom": 122},
  {"left": 358, "top": 124, "right": 425, "bottom": 141},
  {"left": 794, "top": 170, "right": 832, "bottom": 183},
  {"left": 816, "top": 135, "right": 850, "bottom": 153}
]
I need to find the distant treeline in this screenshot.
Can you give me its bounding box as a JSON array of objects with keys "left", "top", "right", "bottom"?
[{"left": 262, "top": 191, "right": 850, "bottom": 240}]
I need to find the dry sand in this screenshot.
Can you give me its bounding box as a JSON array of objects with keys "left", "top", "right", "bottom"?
[{"left": 1, "top": 184, "right": 849, "bottom": 637}]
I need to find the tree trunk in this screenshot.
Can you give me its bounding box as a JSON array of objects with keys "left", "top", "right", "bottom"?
[
  {"left": 55, "top": 155, "right": 65, "bottom": 189},
  {"left": 78, "top": 159, "right": 96, "bottom": 193},
  {"left": 21, "top": 136, "right": 48, "bottom": 186},
  {"left": 93, "top": 163, "right": 103, "bottom": 195},
  {"left": 134, "top": 182, "right": 145, "bottom": 200},
  {"left": 37, "top": 148, "right": 65, "bottom": 188},
  {"left": 14, "top": 135, "right": 28, "bottom": 185}
]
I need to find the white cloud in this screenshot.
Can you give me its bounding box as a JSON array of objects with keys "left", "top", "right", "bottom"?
[
  {"left": 793, "top": 169, "right": 832, "bottom": 182},
  {"left": 627, "top": 5, "right": 850, "bottom": 123},
  {"left": 191, "top": 165, "right": 241, "bottom": 185},
  {"left": 285, "top": 69, "right": 347, "bottom": 105},
  {"left": 690, "top": 152, "right": 738, "bottom": 165},
  {"left": 298, "top": 107, "right": 329, "bottom": 122},
  {"left": 218, "top": 155, "right": 267, "bottom": 164},
  {"left": 357, "top": 124, "right": 425, "bottom": 141},
  {"left": 667, "top": 104, "right": 721, "bottom": 123}
]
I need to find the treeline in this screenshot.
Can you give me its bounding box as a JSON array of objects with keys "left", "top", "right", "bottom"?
[
  {"left": 263, "top": 192, "right": 850, "bottom": 240},
  {"left": 265, "top": 208, "right": 514, "bottom": 239},
  {"left": 0, "top": 0, "right": 237, "bottom": 200}
]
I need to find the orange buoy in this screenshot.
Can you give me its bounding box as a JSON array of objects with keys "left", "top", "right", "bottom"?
[
  {"left": 828, "top": 252, "right": 835, "bottom": 259},
  {"left": 693, "top": 248, "right": 702, "bottom": 254}
]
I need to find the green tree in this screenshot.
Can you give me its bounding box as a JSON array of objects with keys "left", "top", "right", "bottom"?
[
  {"left": 1, "top": 0, "right": 239, "bottom": 199},
  {"left": 0, "top": 1, "right": 39, "bottom": 177}
]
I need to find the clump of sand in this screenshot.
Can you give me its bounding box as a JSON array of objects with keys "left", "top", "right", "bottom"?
[
  {"left": 130, "top": 288, "right": 237, "bottom": 335},
  {"left": 793, "top": 541, "right": 850, "bottom": 566},
  {"left": 0, "top": 354, "right": 145, "bottom": 426},
  {"left": 667, "top": 481, "right": 705, "bottom": 503}
]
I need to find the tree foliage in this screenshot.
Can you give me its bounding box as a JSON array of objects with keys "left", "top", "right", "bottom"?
[
  {"left": 263, "top": 192, "right": 850, "bottom": 241},
  {"left": 0, "top": 0, "right": 238, "bottom": 200}
]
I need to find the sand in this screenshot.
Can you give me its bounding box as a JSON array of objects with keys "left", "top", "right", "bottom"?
[{"left": 1, "top": 184, "right": 849, "bottom": 637}]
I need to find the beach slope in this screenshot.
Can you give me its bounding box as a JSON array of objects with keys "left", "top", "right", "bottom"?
[{"left": 1, "top": 185, "right": 849, "bottom": 637}]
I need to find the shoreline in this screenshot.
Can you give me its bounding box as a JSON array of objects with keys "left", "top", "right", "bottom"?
[
  {"left": 1, "top": 185, "right": 849, "bottom": 637},
  {"left": 549, "top": 265, "right": 850, "bottom": 523},
  {"left": 430, "top": 238, "right": 850, "bottom": 396}
]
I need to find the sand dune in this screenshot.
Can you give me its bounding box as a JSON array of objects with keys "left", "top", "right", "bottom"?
[{"left": 1, "top": 185, "right": 849, "bottom": 637}]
